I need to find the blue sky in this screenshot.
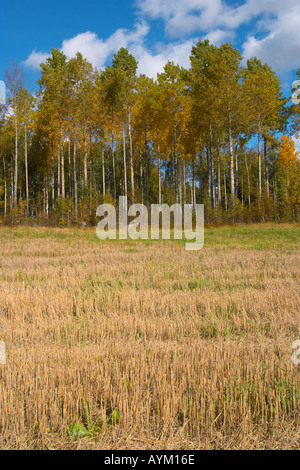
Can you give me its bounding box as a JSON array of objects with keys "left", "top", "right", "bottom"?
[
  {"left": 1, "top": 0, "right": 299, "bottom": 150},
  {"left": 1, "top": 0, "right": 299, "bottom": 89}
]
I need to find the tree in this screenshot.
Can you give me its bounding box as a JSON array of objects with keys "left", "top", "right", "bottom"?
[
  {"left": 38, "top": 49, "right": 70, "bottom": 199},
  {"left": 277, "top": 135, "right": 300, "bottom": 219},
  {"left": 242, "top": 58, "right": 284, "bottom": 201},
  {"left": 112, "top": 48, "right": 138, "bottom": 203},
  {"left": 16, "top": 86, "right": 35, "bottom": 213},
  {"left": 5, "top": 62, "right": 25, "bottom": 206},
  {"left": 99, "top": 64, "right": 124, "bottom": 200},
  {"left": 190, "top": 41, "right": 243, "bottom": 212},
  {"left": 158, "top": 62, "right": 188, "bottom": 204},
  {"left": 0, "top": 40, "right": 295, "bottom": 225},
  {"left": 133, "top": 74, "right": 156, "bottom": 209},
  {"left": 68, "top": 52, "right": 95, "bottom": 191}
]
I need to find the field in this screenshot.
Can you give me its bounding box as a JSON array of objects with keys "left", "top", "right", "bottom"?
[{"left": 0, "top": 224, "right": 299, "bottom": 450}]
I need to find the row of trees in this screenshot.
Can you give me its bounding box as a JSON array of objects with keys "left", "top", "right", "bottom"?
[{"left": 0, "top": 41, "right": 299, "bottom": 225}]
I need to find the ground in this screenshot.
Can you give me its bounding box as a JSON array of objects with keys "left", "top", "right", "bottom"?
[{"left": 0, "top": 224, "right": 299, "bottom": 449}]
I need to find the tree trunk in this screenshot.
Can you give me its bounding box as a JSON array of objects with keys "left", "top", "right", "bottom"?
[
  {"left": 207, "top": 147, "right": 211, "bottom": 200},
  {"left": 10, "top": 164, "right": 13, "bottom": 211},
  {"left": 61, "top": 127, "right": 65, "bottom": 198},
  {"left": 274, "top": 176, "right": 277, "bottom": 206},
  {"left": 57, "top": 143, "right": 61, "bottom": 198},
  {"left": 199, "top": 151, "right": 203, "bottom": 204},
  {"left": 258, "top": 123, "right": 262, "bottom": 200},
  {"left": 192, "top": 160, "right": 196, "bottom": 210},
  {"left": 128, "top": 111, "right": 135, "bottom": 203},
  {"left": 244, "top": 151, "right": 251, "bottom": 207},
  {"left": 179, "top": 163, "right": 182, "bottom": 207},
  {"left": 224, "top": 167, "right": 228, "bottom": 212},
  {"left": 241, "top": 178, "right": 244, "bottom": 210},
  {"left": 3, "top": 157, "right": 7, "bottom": 217},
  {"left": 24, "top": 124, "right": 29, "bottom": 214},
  {"left": 140, "top": 157, "right": 144, "bottom": 205},
  {"left": 83, "top": 132, "right": 88, "bottom": 187},
  {"left": 235, "top": 144, "right": 238, "bottom": 199},
  {"left": 68, "top": 139, "right": 71, "bottom": 197},
  {"left": 43, "top": 176, "right": 47, "bottom": 218},
  {"left": 264, "top": 136, "right": 269, "bottom": 197},
  {"left": 51, "top": 142, "right": 55, "bottom": 209},
  {"left": 174, "top": 125, "right": 178, "bottom": 203},
  {"left": 111, "top": 110, "right": 116, "bottom": 200},
  {"left": 73, "top": 142, "right": 78, "bottom": 217},
  {"left": 183, "top": 162, "right": 186, "bottom": 205},
  {"left": 14, "top": 116, "right": 18, "bottom": 206},
  {"left": 123, "top": 131, "right": 127, "bottom": 197},
  {"left": 209, "top": 122, "right": 215, "bottom": 209},
  {"left": 158, "top": 143, "right": 162, "bottom": 205},
  {"left": 217, "top": 133, "right": 221, "bottom": 206},
  {"left": 45, "top": 176, "right": 49, "bottom": 219},
  {"left": 144, "top": 128, "right": 149, "bottom": 210},
  {"left": 102, "top": 146, "right": 106, "bottom": 197},
  {"left": 228, "top": 108, "right": 235, "bottom": 210}
]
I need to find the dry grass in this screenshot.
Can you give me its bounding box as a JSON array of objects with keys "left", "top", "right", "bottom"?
[{"left": 0, "top": 224, "right": 299, "bottom": 449}]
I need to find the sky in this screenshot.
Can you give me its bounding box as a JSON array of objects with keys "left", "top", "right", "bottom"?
[{"left": 0, "top": 0, "right": 300, "bottom": 145}]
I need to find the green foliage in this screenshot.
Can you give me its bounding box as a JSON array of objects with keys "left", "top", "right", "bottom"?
[
  {"left": 67, "top": 423, "right": 90, "bottom": 440},
  {"left": 0, "top": 43, "right": 297, "bottom": 225},
  {"left": 54, "top": 196, "right": 73, "bottom": 226},
  {"left": 67, "top": 397, "right": 120, "bottom": 441}
]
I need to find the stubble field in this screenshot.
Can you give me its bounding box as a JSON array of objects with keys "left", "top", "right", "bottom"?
[{"left": 0, "top": 224, "right": 299, "bottom": 449}]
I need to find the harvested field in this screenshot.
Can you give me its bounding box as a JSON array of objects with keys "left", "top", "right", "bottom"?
[{"left": 0, "top": 224, "right": 299, "bottom": 449}]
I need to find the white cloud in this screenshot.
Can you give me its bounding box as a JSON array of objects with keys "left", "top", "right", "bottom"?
[
  {"left": 135, "top": 0, "right": 300, "bottom": 75},
  {"left": 132, "top": 27, "right": 236, "bottom": 77},
  {"left": 204, "top": 29, "right": 235, "bottom": 45},
  {"left": 22, "top": 50, "right": 49, "bottom": 70},
  {"left": 242, "top": 6, "right": 300, "bottom": 72},
  {"left": 62, "top": 21, "right": 150, "bottom": 69},
  {"left": 23, "top": 20, "right": 238, "bottom": 80},
  {"left": 136, "top": 0, "right": 234, "bottom": 37},
  {"left": 23, "top": 22, "right": 228, "bottom": 80},
  {"left": 292, "top": 135, "right": 300, "bottom": 153},
  {"left": 133, "top": 40, "right": 197, "bottom": 78},
  {"left": 23, "top": 0, "right": 300, "bottom": 80},
  {"left": 23, "top": 22, "right": 150, "bottom": 72},
  {"left": 136, "top": 0, "right": 300, "bottom": 36}
]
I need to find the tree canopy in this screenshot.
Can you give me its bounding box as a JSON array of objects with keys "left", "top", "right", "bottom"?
[{"left": 0, "top": 42, "right": 299, "bottom": 225}]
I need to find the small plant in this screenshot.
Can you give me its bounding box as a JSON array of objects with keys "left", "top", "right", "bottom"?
[
  {"left": 188, "top": 280, "right": 198, "bottom": 291},
  {"left": 67, "top": 422, "right": 90, "bottom": 440},
  {"left": 106, "top": 409, "right": 120, "bottom": 426},
  {"left": 67, "top": 398, "right": 99, "bottom": 441},
  {"left": 67, "top": 398, "right": 120, "bottom": 441}
]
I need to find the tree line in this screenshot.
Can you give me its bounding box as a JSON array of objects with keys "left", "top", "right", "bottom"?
[{"left": 0, "top": 41, "right": 299, "bottom": 226}]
